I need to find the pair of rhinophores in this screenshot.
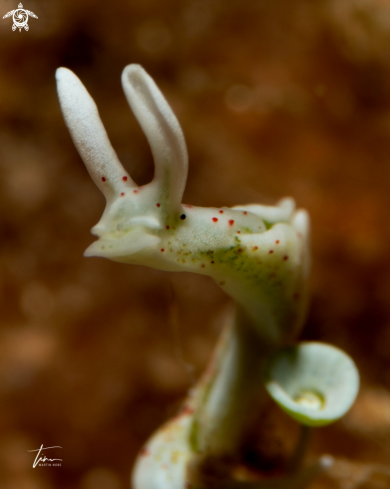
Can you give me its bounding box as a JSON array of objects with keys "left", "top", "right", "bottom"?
[{"left": 56, "top": 65, "right": 359, "bottom": 489}]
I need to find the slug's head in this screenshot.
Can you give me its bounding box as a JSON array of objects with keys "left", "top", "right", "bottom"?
[
  {"left": 56, "top": 65, "right": 188, "bottom": 262},
  {"left": 56, "top": 64, "right": 311, "bottom": 343}
]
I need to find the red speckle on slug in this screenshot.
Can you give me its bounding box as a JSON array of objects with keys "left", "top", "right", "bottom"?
[
  {"left": 243, "top": 211, "right": 247, "bottom": 215},
  {"left": 283, "top": 255, "right": 289, "bottom": 261},
  {"left": 201, "top": 264, "right": 205, "bottom": 268},
  {"left": 161, "top": 249, "right": 165, "bottom": 252},
  {"left": 219, "top": 210, "right": 224, "bottom": 214},
  {"left": 166, "top": 225, "right": 170, "bottom": 230},
  {"left": 101, "top": 177, "right": 106, "bottom": 182},
  {"left": 237, "top": 231, "right": 241, "bottom": 234},
  {"left": 212, "top": 217, "right": 218, "bottom": 222},
  {"left": 133, "top": 190, "right": 138, "bottom": 194},
  {"left": 269, "top": 250, "right": 274, "bottom": 254},
  {"left": 140, "top": 447, "right": 150, "bottom": 457},
  {"left": 276, "top": 240, "right": 280, "bottom": 244},
  {"left": 122, "top": 176, "right": 128, "bottom": 181},
  {"left": 211, "top": 261, "right": 215, "bottom": 264},
  {"left": 120, "top": 192, "right": 125, "bottom": 196},
  {"left": 253, "top": 246, "right": 258, "bottom": 251},
  {"left": 156, "top": 203, "right": 160, "bottom": 207},
  {"left": 180, "top": 405, "right": 194, "bottom": 416},
  {"left": 229, "top": 220, "right": 235, "bottom": 226}
]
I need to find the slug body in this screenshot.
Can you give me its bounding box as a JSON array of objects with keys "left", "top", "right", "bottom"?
[{"left": 56, "top": 64, "right": 310, "bottom": 489}]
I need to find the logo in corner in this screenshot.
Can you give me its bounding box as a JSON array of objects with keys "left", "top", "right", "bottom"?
[
  {"left": 27, "top": 445, "right": 62, "bottom": 468},
  {"left": 3, "top": 3, "right": 38, "bottom": 32}
]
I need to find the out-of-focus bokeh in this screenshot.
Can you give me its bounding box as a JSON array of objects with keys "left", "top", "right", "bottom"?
[{"left": 1, "top": 0, "right": 390, "bottom": 487}]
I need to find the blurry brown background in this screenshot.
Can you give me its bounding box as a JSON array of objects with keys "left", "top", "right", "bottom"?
[{"left": 0, "top": 0, "right": 390, "bottom": 487}]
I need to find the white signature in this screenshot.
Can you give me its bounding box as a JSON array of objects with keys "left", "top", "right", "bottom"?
[{"left": 27, "top": 445, "right": 62, "bottom": 468}]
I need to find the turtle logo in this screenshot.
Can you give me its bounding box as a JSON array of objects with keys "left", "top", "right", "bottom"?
[{"left": 3, "top": 3, "right": 38, "bottom": 32}]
